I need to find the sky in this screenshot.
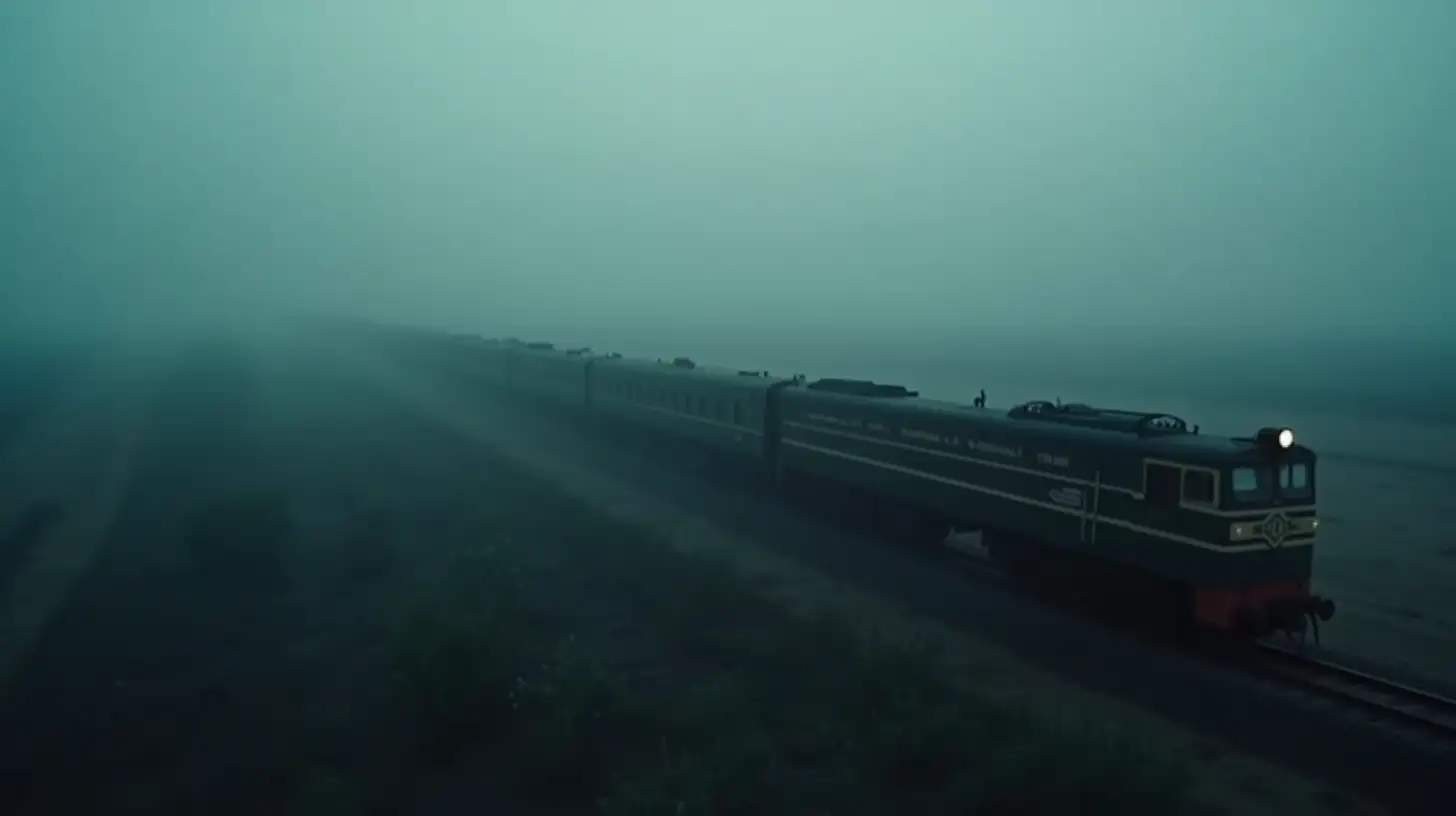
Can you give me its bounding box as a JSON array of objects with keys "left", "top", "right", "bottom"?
[{"left": 1, "top": 2, "right": 1453, "bottom": 387}]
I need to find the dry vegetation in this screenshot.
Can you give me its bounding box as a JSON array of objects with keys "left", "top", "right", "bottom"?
[{"left": 179, "top": 452, "right": 1193, "bottom": 814}]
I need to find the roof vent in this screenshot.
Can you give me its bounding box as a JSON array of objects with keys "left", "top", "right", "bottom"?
[
  {"left": 1008, "top": 401, "right": 1192, "bottom": 436},
  {"left": 806, "top": 378, "right": 918, "bottom": 398}
]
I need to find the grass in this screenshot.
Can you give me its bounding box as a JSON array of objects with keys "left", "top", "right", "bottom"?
[
  {"left": 21, "top": 416, "right": 1191, "bottom": 814},
  {"left": 372, "top": 465, "right": 1194, "bottom": 814}
]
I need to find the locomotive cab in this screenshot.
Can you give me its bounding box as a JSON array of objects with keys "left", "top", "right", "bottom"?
[
  {"left": 1203, "top": 428, "right": 1333, "bottom": 636},
  {"left": 1138, "top": 421, "right": 1331, "bottom": 637}
]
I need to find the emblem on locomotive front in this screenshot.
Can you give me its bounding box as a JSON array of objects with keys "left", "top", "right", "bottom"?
[{"left": 1262, "top": 512, "right": 1290, "bottom": 547}]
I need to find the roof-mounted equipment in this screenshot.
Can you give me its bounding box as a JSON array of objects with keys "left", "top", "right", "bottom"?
[
  {"left": 806, "top": 378, "right": 919, "bottom": 398},
  {"left": 1007, "top": 401, "right": 1193, "bottom": 437}
]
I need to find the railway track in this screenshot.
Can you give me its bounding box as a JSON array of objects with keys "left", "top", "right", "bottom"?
[
  {"left": 1251, "top": 641, "right": 1456, "bottom": 743},
  {"left": 942, "top": 537, "right": 1456, "bottom": 745}
]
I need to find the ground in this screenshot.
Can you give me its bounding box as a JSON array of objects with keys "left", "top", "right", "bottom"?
[
  {"left": 1311, "top": 456, "right": 1456, "bottom": 686},
  {"left": 0, "top": 334, "right": 1418, "bottom": 814}
]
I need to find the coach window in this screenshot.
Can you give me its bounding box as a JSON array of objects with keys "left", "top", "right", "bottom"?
[
  {"left": 1231, "top": 467, "right": 1272, "bottom": 501},
  {"left": 1279, "top": 463, "right": 1311, "bottom": 498},
  {"left": 1144, "top": 462, "right": 1181, "bottom": 508},
  {"left": 1182, "top": 470, "right": 1216, "bottom": 505},
  {"left": 733, "top": 402, "right": 743, "bottom": 425}
]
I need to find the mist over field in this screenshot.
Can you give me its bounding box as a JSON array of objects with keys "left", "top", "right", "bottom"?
[{"left": 3, "top": 1, "right": 1453, "bottom": 418}]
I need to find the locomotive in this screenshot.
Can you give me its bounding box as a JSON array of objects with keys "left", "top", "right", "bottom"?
[{"left": 367, "top": 324, "right": 1337, "bottom": 640}]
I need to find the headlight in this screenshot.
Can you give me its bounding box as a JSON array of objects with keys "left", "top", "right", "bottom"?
[{"left": 1255, "top": 426, "right": 1296, "bottom": 451}]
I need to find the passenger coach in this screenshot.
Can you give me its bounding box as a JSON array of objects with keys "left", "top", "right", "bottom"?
[
  {"left": 591, "top": 356, "right": 794, "bottom": 462},
  {"left": 504, "top": 342, "right": 594, "bottom": 408}
]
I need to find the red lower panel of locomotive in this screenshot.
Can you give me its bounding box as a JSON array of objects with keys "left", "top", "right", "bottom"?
[{"left": 1195, "top": 581, "right": 1337, "bottom": 637}]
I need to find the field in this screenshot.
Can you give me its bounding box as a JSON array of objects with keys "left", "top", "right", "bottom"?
[{"left": 0, "top": 340, "right": 1218, "bottom": 815}]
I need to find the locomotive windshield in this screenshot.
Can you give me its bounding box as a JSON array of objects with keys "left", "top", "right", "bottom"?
[
  {"left": 1279, "top": 462, "right": 1312, "bottom": 498},
  {"left": 1232, "top": 462, "right": 1313, "bottom": 502},
  {"left": 1231, "top": 467, "right": 1271, "bottom": 501}
]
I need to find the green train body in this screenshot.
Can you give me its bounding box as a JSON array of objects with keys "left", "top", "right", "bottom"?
[
  {"left": 380, "top": 328, "right": 1334, "bottom": 638},
  {"left": 777, "top": 387, "right": 1318, "bottom": 601},
  {"left": 589, "top": 356, "right": 790, "bottom": 462}
]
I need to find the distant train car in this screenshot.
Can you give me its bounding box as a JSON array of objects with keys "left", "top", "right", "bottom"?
[
  {"left": 361, "top": 325, "right": 509, "bottom": 388},
  {"left": 505, "top": 342, "right": 595, "bottom": 408},
  {"left": 590, "top": 356, "right": 794, "bottom": 462},
  {"left": 440, "top": 335, "right": 510, "bottom": 388},
  {"left": 777, "top": 381, "right": 1332, "bottom": 636}
]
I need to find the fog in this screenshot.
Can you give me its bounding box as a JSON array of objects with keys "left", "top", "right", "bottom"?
[{"left": 2, "top": 2, "right": 1453, "bottom": 408}]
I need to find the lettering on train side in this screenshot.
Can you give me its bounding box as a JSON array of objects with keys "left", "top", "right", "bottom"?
[
  {"left": 1048, "top": 487, "right": 1085, "bottom": 509},
  {"left": 805, "top": 412, "right": 865, "bottom": 429},
  {"left": 805, "top": 414, "right": 1035, "bottom": 463},
  {"left": 899, "top": 428, "right": 943, "bottom": 444},
  {"left": 968, "top": 440, "right": 1022, "bottom": 459},
  {"left": 1036, "top": 453, "right": 1071, "bottom": 468}
]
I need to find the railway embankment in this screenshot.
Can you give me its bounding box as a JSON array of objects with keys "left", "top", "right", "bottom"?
[{"left": 338, "top": 340, "right": 1395, "bottom": 815}]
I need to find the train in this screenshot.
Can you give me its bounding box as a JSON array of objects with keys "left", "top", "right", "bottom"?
[{"left": 357, "top": 322, "right": 1337, "bottom": 640}]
